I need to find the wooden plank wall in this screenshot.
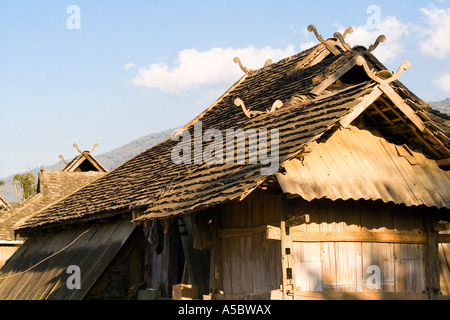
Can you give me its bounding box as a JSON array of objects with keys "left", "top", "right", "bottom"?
[
  {"left": 287, "top": 198, "right": 427, "bottom": 293},
  {"left": 214, "top": 189, "right": 449, "bottom": 299},
  {"left": 439, "top": 229, "right": 450, "bottom": 295},
  {"left": 217, "top": 189, "right": 283, "bottom": 298}
]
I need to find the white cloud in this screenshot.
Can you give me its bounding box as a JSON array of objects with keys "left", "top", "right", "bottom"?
[
  {"left": 124, "top": 62, "right": 136, "bottom": 71},
  {"left": 132, "top": 45, "right": 295, "bottom": 94},
  {"left": 342, "top": 16, "right": 410, "bottom": 63},
  {"left": 418, "top": 7, "right": 450, "bottom": 59},
  {"left": 434, "top": 73, "right": 450, "bottom": 93}
]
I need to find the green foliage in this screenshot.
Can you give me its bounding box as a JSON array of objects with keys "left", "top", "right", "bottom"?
[{"left": 13, "top": 172, "right": 37, "bottom": 201}]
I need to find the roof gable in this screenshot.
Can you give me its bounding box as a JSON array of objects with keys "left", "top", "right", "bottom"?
[{"left": 60, "top": 143, "right": 107, "bottom": 173}]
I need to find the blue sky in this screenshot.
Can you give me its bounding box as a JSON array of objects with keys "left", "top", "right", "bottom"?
[{"left": 0, "top": 0, "right": 449, "bottom": 178}]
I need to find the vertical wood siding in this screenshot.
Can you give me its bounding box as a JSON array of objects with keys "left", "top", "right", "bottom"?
[{"left": 217, "top": 191, "right": 441, "bottom": 297}]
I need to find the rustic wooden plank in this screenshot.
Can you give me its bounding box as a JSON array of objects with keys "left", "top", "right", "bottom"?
[
  {"left": 424, "top": 214, "right": 441, "bottom": 300},
  {"left": 25, "top": 226, "right": 92, "bottom": 300},
  {"left": 211, "top": 217, "right": 222, "bottom": 299},
  {"left": 309, "top": 56, "right": 357, "bottom": 96},
  {"left": 7, "top": 228, "right": 79, "bottom": 300},
  {"left": 439, "top": 242, "right": 450, "bottom": 296},
  {"left": 240, "top": 235, "right": 253, "bottom": 293},
  {"left": 281, "top": 221, "right": 295, "bottom": 299},
  {"left": 69, "top": 220, "right": 136, "bottom": 300},
  {"left": 339, "top": 86, "right": 383, "bottom": 128},
  {"left": 293, "top": 290, "right": 429, "bottom": 300},
  {"left": 218, "top": 225, "right": 270, "bottom": 239},
  {"left": 0, "top": 235, "right": 46, "bottom": 297},
  {"left": 221, "top": 238, "right": 231, "bottom": 295},
  {"left": 378, "top": 82, "right": 426, "bottom": 132},
  {"left": 0, "top": 233, "right": 54, "bottom": 299},
  {"left": 298, "top": 231, "right": 426, "bottom": 243},
  {"left": 268, "top": 227, "right": 427, "bottom": 244},
  {"left": 439, "top": 234, "right": 450, "bottom": 243}
]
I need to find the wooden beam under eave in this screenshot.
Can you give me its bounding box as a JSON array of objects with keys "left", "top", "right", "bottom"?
[
  {"left": 436, "top": 158, "right": 450, "bottom": 168},
  {"left": 309, "top": 55, "right": 357, "bottom": 96},
  {"left": 424, "top": 214, "right": 441, "bottom": 300},
  {"left": 339, "top": 86, "right": 383, "bottom": 128},
  {"left": 378, "top": 82, "right": 426, "bottom": 132}
]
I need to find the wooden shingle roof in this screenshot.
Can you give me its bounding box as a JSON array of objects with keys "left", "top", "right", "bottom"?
[
  {"left": 0, "top": 171, "right": 105, "bottom": 240},
  {"left": 15, "top": 32, "right": 450, "bottom": 231}
]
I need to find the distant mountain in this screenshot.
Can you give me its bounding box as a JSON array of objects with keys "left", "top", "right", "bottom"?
[
  {"left": 428, "top": 98, "right": 450, "bottom": 116},
  {"left": 0, "top": 128, "right": 176, "bottom": 203}
]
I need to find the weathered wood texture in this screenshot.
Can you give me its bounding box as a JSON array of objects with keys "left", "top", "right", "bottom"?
[
  {"left": 217, "top": 190, "right": 283, "bottom": 298},
  {"left": 145, "top": 229, "right": 183, "bottom": 298},
  {"left": 178, "top": 215, "right": 210, "bottom": 298},
  {"left": 439, "top": 229, "right": 450, "bottom": 296},
  {"left": 0, "top": 219, "right": 136, "bottom": 300},
  {"left": 214, "top": 189, "right": 449, "bottom": 299},
  {"left": 287, "top": 198, "right": 428, "bottom": 294}
]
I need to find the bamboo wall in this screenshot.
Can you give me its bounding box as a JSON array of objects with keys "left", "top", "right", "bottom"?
[
  {"left": 286, "top": 198, "right": 426, "bottom": 293},
  {"left": 216, "top": 189, "right": 283, "bottom": 298},
  {"left": 215, "top": 189, "right": 448, "bottom": 299}
]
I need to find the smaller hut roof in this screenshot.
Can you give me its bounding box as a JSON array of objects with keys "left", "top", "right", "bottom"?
[
  {"left": 0, "top": 146, "right": 107, "bottom": 240},
  {"left": 60, "top": 143, "right": 107, "bottom": 173}
]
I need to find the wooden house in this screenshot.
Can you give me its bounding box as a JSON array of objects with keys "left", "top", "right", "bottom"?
[
  {"left": 0, "top": 26, "right": 449, "bottom": 300},
  {"left": 0, "top": 144, "right": 107, "bottom": 268}
]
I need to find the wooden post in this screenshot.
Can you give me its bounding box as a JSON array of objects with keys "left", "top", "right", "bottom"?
[
  {"left": 178, "top": 215, "right": 211, "bottom": 298},
  {"left": 210, "top": 217, "right": 223, "bottom": 299},
  {"left": 424, "top": 214, "right": 441, "bottom": 300},
  {"left": 281, "top": 220, "right": 296, "bottom": 300}
]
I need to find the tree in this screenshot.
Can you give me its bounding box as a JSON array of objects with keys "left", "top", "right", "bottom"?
[
  {"left": 13, "top": 172, "right": 37, "bottom": 202},
  {"left": 0, "top": 180, "right": 4, "bottom": 193}
]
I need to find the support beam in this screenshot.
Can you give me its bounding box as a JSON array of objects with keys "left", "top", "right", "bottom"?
[
  {"left": 339, "top": 86, "right": 383, "bottom": 128},
  {"left": 424, "top": 214, "right": 441, "bottom": 300},
  {"left": 178, "top": 215, "right": 211, "bottom": 298},
  {"left": 266, "top": 227, "right": 428, "bottom": 244},
  {"left": 309, "top": 55, "right": 357, "bottom": 96},
  {"left": 378, "top": 82, "right": 426, "bottom": 132},
  {"left": 280, "top": 221, "right": 296, "bottom": 300}
]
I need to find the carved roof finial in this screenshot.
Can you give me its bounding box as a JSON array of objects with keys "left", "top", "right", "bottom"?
[
  {"left": 59, "top": 155, "right": 68, "bottom": 165},
  {"left": 73, "top": 143, "right": 82, "bottom": 154},
  {"left": 234, "top": 57, "right": 250, "bottom": 74},
  {"left": 342, "top": 26, "right": 354, "bottom": 39},
  {"left": 90, "top": 143, "right": 99, "bottom": 154},
  {"left": 308, "top": 25, "right": 328, "bottom": 46},
  {"left": 307, "top": 25, "right": 341, "bottom": 55},
  {"left": 235, "top": 98, "right": 284, "bottom": 118},
  {"left": 355, "top": 55, "right": 411, "bottom": 84},
  {"left": 334, "top": 30, "right": 386, "bottom": 55}
]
